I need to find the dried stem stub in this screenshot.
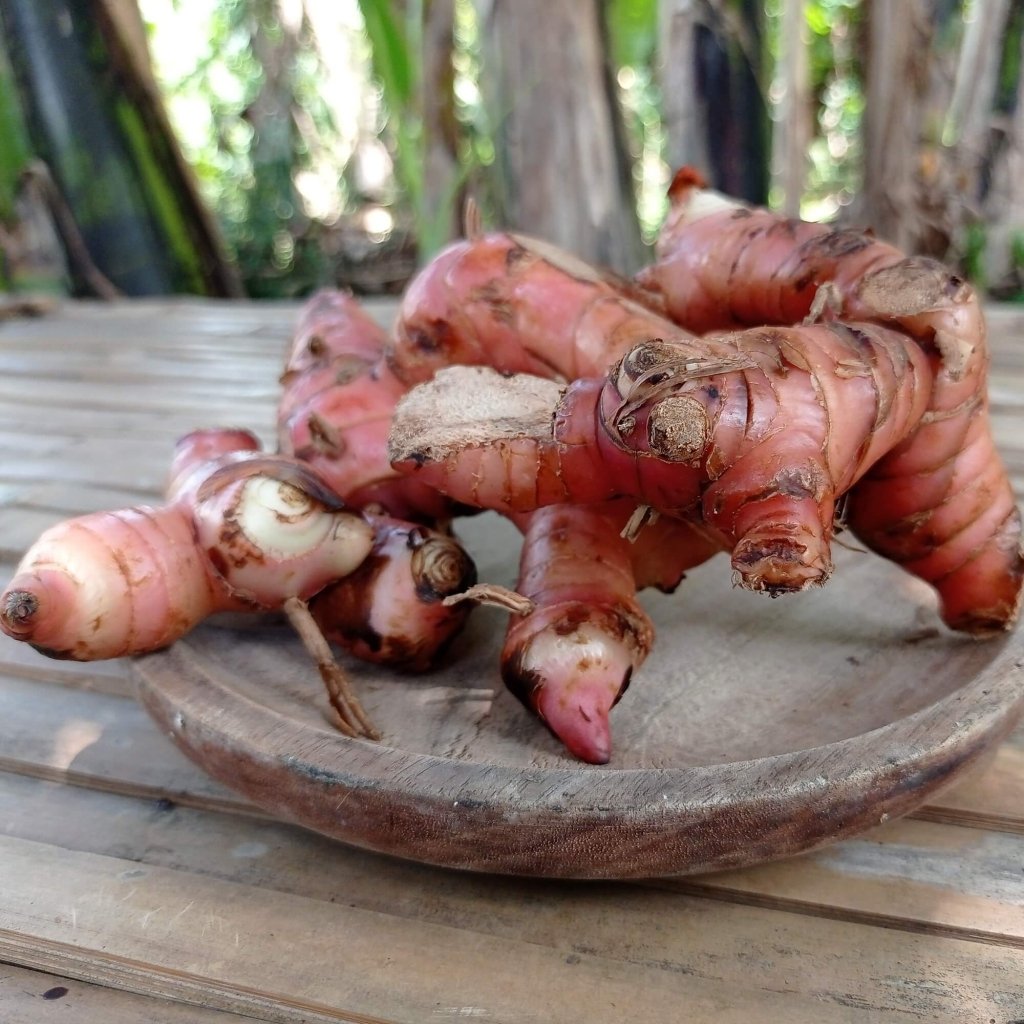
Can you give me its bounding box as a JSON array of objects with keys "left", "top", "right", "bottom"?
[{"left": 284, "top": 596, "right": 380, "bottom": 740}]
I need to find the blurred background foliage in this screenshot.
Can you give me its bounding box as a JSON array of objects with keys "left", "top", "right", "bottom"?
[{"left": 0, "top": 0, "right": 1021, "bottom": 299}]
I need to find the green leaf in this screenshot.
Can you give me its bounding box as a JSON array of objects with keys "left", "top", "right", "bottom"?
[
  {"left": 357, "top": 0, "right": 416, "bottom": 110},
  {"left": 805, "top": 2, "right": 830, "bottom": 37},
  {"left": 0, "top": 33, "right": 32, "bottom": 221},
  {"left": 606, "top": 0, "right": 658, "bottom": 69}
]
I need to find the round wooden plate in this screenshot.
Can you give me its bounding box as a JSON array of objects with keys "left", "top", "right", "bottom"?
[{"left": 134, "top": 513, "right": 1024, "bottom": 878}]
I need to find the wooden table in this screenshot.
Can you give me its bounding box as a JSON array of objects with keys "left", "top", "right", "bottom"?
[{"left": 0, "top": 298, "right": 1023, "bottom": 1023}]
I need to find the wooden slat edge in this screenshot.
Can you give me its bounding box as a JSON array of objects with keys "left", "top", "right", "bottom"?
[
  {"left": 0, "top": 961, "right": 273, "bottom": 1024},
  {"left": 0, "top": 833, "right": 898, "bottom": 1024}
]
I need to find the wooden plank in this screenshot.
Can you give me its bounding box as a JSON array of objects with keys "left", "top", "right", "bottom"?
[
  {"left": 0, "top": 297, "right": 1021, "bottom": 1024},
  {"left": 0, "top": 298, "right": 299, "bottom": 336},
  {"left": 2, "top": 769, "right": 1023, "bottom": 962},
  {"left": 0, "top": 345, "right": 284, "bottom": 377},
  {"left": 669, "top": 816, "right": 1024, "bottom": 945},
  {"left": 0, "top": 428, "right": 278, "bottom": 499},
  {"left": 0, "top": 346, "right": 284, "bottom": 377},
  {"left": 2, "top": 662, "right": 1024, "bottom": 943},
  {"left": 24, "top": 296, "right": 391, "bottom": 332},
  {"left": 44, "top": 780, "right": 1024, "bottom": 1024},
  {"left": 0, "top": 669, "right": 250, "bottom": 813},
  {"left": 0, "top": 479, "right": 166, "bottom": 517},
  {"left": 0, "top": 829, "right": 1016, "bottom": 1024},
  {"left": 918, "top": 718, "right": 1024, "bottom": 831},
  {"left": 0, "top": 477, "right": 148, "bottom": 512},
  {"left": 0, "top": 408, "right": 275, "bottom": 444},
  {"left": 0, "top": 345, "right": 283, "bottom": 375},
  {"left": 0, "top": 962, "right": 269, "bottom": 1023},
  {"left": 0, "top": 507, "right": 85, "bottom": 563},
  {"left": 0, "top": 639, "right": 134, "bottom": 698},
  {"left": 0, "top": 376, "right": 277, "bottom": 417}
]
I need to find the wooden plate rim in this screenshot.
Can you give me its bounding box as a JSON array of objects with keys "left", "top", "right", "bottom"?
[{"left": 134, "top": 632, "right": 1024, "bottom": 878}]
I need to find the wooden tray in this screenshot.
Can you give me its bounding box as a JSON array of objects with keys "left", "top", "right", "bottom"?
[{"left": 134, "top": 513, "right": 1024, "bottom": 879}]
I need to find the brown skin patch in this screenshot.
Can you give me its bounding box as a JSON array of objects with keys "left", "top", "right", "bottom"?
[
  {"left": 618, "top": 340, "right": 671, "bottom": 384},
  {"left": 471, "top": 281, "right": 516, "bottom": 325},
  {"left": 108, "top": 546, "right": 135, "bottom": 589},
  {"left": 312, "top": 542, "right": 466, "bottom": 671},
  {"left": 775, "top": 467, "right": 823, "bottom": 500},
  {"left": 217, "top": 513, "right": 266, "bottom": 569},
  {"left": 312, "top": 554, "right": 388, "bottom": 656},
  {"left": 30, "top": 642, "right": 78, "bottom": 661},
  {"left": 206, "top": 546, "right": 230, "bottom": 578},
  {"left": 410, "top": 318, "right": 461, "bottom": 357},
  {"left": 333, "top": 355, "right": 372, "bottom": 386},
  {"left": 166, "top": 607, "right": 198, "bottom": 641},
  {"left": 406, "top": 327, "right": 441, "bottom": 353},
  {"left": 548, "top": 607, "right": 645, "bottom": 648},
  {"left": 733, "top": 538, "right": 808, "bottom": 568},
  {"left": 501, "top": 654, "right": 634, "bottom": 741},
  {"left": 504, "top": 244, "right": 532, "bottom": 270},
  {"left": 828, "top": 322, "right": 874, "bottom": 353},
  {"left": 732, "top": 534, "right": 829, "bottom": 596},
  {"left": 733, "top": 466, "right": 826, "bottom": 509},
  {"left": 373, "top": 633, "right": 422, "bottom": 667},
  {"left": 305, "top": 413, "right": 345, "bottom": 456},
  {"left": 501, "top": 654, "right": 545, "bottom": 716},
  {"left": 552, "top": 606, "right": 590, "bottom": 636},
  {"left": 949, "top": 611, "right": 1015, "bottom": 636},
  {"left": 196, "top": 458, "right": 346, "bottom": 510},
  {"left": 801, "top": 228, "right": 873, "bottom": 261},
  {"left": 792, "top": 271, "right": 815, "bottom": 293}
]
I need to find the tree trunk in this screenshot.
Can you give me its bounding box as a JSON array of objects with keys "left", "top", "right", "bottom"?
[
  {"left": 477, "top": 0, "right": 644, "bottom": 272},
  {"left": 771, "top": 0, "right": 810, "bottom": 216},
  {"left": 981, "top": 9, "right": 1024, "bottom": 293},
  {"left": 0, "top": 0, "right": 243, "bottom": 296},
  {"left": 247, "top": 0, "right": 303, "bottom": 209},
  {"left": 658, "top": 0, "right": 769, "bottom": 204},
  {"left": 421, "top": 0, "right": 461, "bottom": 255},
  {"left": 0, "top": 22, "right": 31, "bottom": 224},
  {"left": 98, "top": 0, "right": 154, "bottom": 87},
  {"left": 861, "top": 0, "right": 1016, "bottom": 265},
  {"left": 946, "top": 0, "right": 1013, "bottom": 179},
  {"left": 659, "top": 0, "right": 711, "bottom": 180},
  {"left": 859, "top": 0, "right": 944, "bottom": 252}
]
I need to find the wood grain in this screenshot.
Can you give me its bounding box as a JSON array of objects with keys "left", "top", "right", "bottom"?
[
  {"left": 1, "top": 825, "right": 1020, "bottom": 1024},
  {"left": 3, "top": 770, "right": 1023, "bottom": 951},
  {"left": 665, "top": 816, "right": 1024, "bottom": 944},
  {"left": 918, "top": 710, "right": 1024, "bottom": 831},
  {"left": 0, "top": 962, "right": 266, "bottom": 1023},
  {"left": 0, "top": 671, "right": 248, "bottom": 812}
]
